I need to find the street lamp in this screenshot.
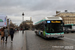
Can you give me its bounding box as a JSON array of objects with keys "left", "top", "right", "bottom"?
[{"left": 22, "top": 12, "right": 24, "bottom": 33}]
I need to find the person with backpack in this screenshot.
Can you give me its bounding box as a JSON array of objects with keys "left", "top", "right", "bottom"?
[
  {"left": 1, "top": 27, "right": 5, "bottom": 42},
  {"left": 4, "top": 27, "right": 9, "bottom": 42}
]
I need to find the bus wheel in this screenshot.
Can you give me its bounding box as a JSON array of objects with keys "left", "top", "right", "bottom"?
[
  {"left": 71, "top": 31, "right": 74, "bottom": 33},
  {"left": 67, "top": 32, "right": 69, "bottom": 33},
  {"left": 44, "top": 36, "right": 48, "bottom": 39}
]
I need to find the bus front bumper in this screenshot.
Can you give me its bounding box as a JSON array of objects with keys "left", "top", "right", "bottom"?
[{"left": 46, "top": 35, "right": 64, "bottom": 38}]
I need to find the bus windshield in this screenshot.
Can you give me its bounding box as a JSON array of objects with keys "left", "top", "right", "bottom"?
[{"left": 46, "top": 23, "right": 63, "bottom": 33}]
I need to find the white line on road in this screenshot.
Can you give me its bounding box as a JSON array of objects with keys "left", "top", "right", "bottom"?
[{"left": 64, "top": 37, "right": 75, "bottom": 41}]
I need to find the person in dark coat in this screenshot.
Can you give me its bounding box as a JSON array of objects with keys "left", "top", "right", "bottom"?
[{"left": 10, "top": 28, "right": 14, "bottom": 42}]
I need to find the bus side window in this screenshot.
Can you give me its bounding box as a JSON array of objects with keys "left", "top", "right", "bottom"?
[
  {"left": 45, "top": 24, "right": 47, "bottom": 26},
  {"left": 40, "top": 25, "right": 44, "bottom": 31}
]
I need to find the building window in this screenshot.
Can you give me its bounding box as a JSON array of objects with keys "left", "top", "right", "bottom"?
[{"left": 66, "top": 16, "right": 69, "bottom": 17}]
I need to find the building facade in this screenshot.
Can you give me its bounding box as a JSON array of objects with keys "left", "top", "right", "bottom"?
[
  {"left": 55, "top": 10, "right": 75, "bottom": 24},
  {"left": 23, "top": 20, "right": 33, "bottom": 30},
  {"left": 20, "top": 17, "right": 33, "bottom": 30},
  {"left": 25, "top": 20, "right": 33, "bottom": 25}
]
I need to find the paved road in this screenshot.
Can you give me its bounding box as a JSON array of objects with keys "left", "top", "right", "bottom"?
[
  {"left": 0, "top": 31, "right": 26, "bottom": 50},
  {"left": 26, "top": 31, "right": 75, "bottom": 50},
  {"left": 0, "top": 31, "right": 75, "bottom": 50}
]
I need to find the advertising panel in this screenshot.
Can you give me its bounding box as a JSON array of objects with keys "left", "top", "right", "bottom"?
[{"left": 0, "top": 15, "right": 7, "bottom": 27}]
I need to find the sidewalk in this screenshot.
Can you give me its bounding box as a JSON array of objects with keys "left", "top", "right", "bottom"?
[{"left": 0, "top": 31, "right": 26, "bottom": 50}]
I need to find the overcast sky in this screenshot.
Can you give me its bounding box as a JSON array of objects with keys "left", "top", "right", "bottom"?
[{"left": 0, "top": 0, "right": 75, "bottom": 25}]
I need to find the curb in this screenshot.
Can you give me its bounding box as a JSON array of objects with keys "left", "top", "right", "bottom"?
[{"left": 22, "top": 31, "right": 27, "bottom": 50}]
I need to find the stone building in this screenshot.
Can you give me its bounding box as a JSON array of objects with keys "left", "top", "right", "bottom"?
[
  {"left": 25, "top": 20, "right": 33, "bottom": 25},
  {"left": 25, "top": 17, "right": 33, "bottom": 25},
  {"left": 55, "top": 10, "right": 75, "bottom": 24},
  {"left": 21, "top": 17, "right": 33, "bottom": 30}
]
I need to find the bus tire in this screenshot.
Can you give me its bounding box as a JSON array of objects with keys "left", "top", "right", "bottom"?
[
  {"left": 35, "top": 32, "right": 38, "bottom": 36},
  {"left": 67, "top": 32, "right": 69, "bottom": 33},
  {"left": 36, "top": 33, "right": 38, "bottom": 36},
  {"left": 43, "top": 35, "right": 48, "bottom": 39},
  {"left": 71, "top": 31, "right": 73, "bottom": 33}
]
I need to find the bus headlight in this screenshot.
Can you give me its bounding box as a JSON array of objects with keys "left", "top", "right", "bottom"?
[
  {"left": 46, "top": 34, "right": 50, "bottom": 37},
  {"left": 61, "top": 34, "right": 64, "bottom": 37}
]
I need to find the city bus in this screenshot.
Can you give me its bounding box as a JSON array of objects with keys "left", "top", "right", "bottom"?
[
  {"left": 63, "top": 24, "right": 75, "bottom": 33},
  {"left": 35, "top": 17, "right": 64, "bottom": 38}
]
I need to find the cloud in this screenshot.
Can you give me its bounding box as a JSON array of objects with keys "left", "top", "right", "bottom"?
[
  {"left": 0, "top": 0, "right": 75, "bottom": 25},
  {"left": 7, "top": 15, "right": 30, "bottom": 25}
]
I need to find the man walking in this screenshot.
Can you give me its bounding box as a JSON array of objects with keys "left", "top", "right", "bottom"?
[
  {"left": 10, "top": 28, "right": 15, "bottom": 42},
  {"left": 4, "top": 27, "right": 9, "bottom": 42}
]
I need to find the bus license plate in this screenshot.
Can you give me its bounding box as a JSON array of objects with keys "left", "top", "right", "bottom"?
[
  {"left": 55, "top": 33, "right": 59, "bottom": 35},
  {"left": 55, "top": 33, "right": 57, "bottom": 35}
]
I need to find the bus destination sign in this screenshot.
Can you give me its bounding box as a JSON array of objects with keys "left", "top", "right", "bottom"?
[
  {"left": 47, "top": 20, "right": 61, "bottom": 23},
  {"left": 51, "top": 21, "right": 61, "bottom": 23}
]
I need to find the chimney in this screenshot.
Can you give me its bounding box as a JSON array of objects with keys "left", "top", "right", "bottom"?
[
  {"left": 30, "top": 17, "right": 32, "bottom": 21},
  {"left": 65, "top": 10, "right": 67, "bottom": 12},
  {"left": 56, "top": 11, "right": 60, "bottom": 14}
]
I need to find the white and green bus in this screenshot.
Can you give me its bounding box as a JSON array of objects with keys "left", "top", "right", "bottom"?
[{"left": 35, "top": 17, "right": 64, "bottom": 38}]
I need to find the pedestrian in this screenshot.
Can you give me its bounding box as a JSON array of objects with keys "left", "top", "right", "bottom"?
[
  {"left": 1, "top": 27, "right": 5, "bottom": 42},
  {"left": 10, "top": 28, "right": 15, "bottom": 42},
  {"left": 4, "top": 27, "right": 9, "bottom": 42}
]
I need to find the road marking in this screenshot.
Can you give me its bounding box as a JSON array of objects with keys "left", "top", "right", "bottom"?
[{"left": 64, "top": 37, "right": 75, "bottom": 41}]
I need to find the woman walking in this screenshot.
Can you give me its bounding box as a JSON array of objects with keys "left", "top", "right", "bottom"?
[
  {"left": 1, "top": 27, "right": 5, "bottom": 42},
  {"left": 4, "top": 27, "right": 9, "bottom": 42},
  {"left": 10, "top": 28, "right": 14, "bottom": 42}
]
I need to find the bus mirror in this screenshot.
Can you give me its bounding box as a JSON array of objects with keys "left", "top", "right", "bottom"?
[
  {"left": 63, "top": 23, "right": 64, "bottom": 26},
  {"left": 45, "top": 24, "right": 47, "bottom": 26},
  {"left": 63, "top": 22, "right": 64, "bottom": 25}
]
